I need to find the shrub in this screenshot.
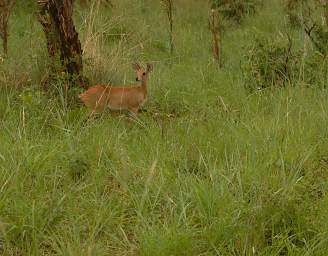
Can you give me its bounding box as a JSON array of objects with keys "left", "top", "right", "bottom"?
[
  {"left": 303, "top": 51, "right": 328, "bottom": 88},
  {"left": 285, "top": 0, "right": 328, "bottom": 55},
  {"left": 242, "top": 33, "right": 301, "bottom": 91},
  {"left": 212, "top": 0, "right": 262, "bottom": 24},
  {"left": 242, "top": 32, "right": 328, "bottom": 91},
  {"left": 285, "top": 0, "right": 306, "bottom": 28},
  {"left": 305, "top": 24, "right": 328, "bottom": 55}
]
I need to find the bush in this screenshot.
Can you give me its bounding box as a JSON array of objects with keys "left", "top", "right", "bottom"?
[
  {"left": 242, "top": 33, "right": 301, "bottom": 91},
  {"left": 303, "top": 51, "right": 328, "bottom": 88},
  {"left": 307, "top": 24, "right": 328, "bottom": 55},
  {"left": 285, "top": 0, "right": 328, "bottom": 55},
  {"left": 212, "top": 0, "right": 262, "bottom": 24},
  {"left": 285, "top": 0, "right": 306, "bottom": 28},
  {"left": 242, "top": 32, "right": 328, "bottom": 91}
]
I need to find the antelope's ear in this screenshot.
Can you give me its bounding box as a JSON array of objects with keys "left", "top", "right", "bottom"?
[
  {"left": 132, "top": 62, "right": 141, "bottom": 70},
  {"left": 146, "top": 63, "right": 153, "bottom": 72}
]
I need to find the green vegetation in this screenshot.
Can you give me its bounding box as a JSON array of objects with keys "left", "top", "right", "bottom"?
[
  {"left": 0, "top": 0, "right": 328, "bottom": 255},
  {"left": 212, "top": 0, "right": 261, "bottom": 24}
]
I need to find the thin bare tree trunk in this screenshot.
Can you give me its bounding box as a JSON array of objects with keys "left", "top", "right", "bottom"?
[
  {"left": 210, "top": 8, "right": 221, "bottom": 67},
  {"left": 37, "top": 0, "right": 87, "bottom": 87},
  {"left": 162, "top": 0, "right": 174, "bottom": 55},
  {"left": 0, "top": 0, "right": 15, "bottom": 56}
]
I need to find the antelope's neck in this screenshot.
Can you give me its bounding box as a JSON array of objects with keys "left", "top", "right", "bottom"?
[{"left": 141, "top": 79, "right": 147, "bottom": 94}]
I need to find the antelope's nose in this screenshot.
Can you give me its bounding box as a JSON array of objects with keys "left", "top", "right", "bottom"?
[{"left": 136, "top": 77, "right": 139, "bottom": 81}]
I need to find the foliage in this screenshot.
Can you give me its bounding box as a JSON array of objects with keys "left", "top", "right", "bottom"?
[
  {"left": 77, "top": 0, "right": 113, "bottom": 8},
  {"left": 285, "top": 0, "right": 307, "bottom": 28},
  {"left": 305, "top": 23, "right": 328, "bottom": 55},
  {"left": 242, "top": 33, "right": 301, "bottom": 91},
  {"left": 212, "top": 0, "right": 261, "bottom": 23},
  {"left": 242, "top": 31, "right": 328, "bottom": 91},
  {"left": 303, "top": 51, "right": 328, "bottom": 87},
  {"left": 0, "top": 0, "right": 328, "bottom": 255},
  {"left": 285, "top": 0, "right": 328, "bottom": 54}
]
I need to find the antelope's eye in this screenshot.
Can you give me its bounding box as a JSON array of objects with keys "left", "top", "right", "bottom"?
[{"left": 143, "top": 72, "right": 146, "bottom": 75}]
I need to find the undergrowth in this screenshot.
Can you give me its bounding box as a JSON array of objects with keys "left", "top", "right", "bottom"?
[{"left": 0, "top": 0, "right": 327, "bottom": 255}]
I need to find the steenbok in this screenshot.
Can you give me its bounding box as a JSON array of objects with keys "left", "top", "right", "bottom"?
[{"left": 79, "top": 63, "right": 153, "bottom": 115}]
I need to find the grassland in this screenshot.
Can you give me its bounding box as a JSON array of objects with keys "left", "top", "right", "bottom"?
[{"left": 0, "top": 0, "right": 328, "bottom": 255}]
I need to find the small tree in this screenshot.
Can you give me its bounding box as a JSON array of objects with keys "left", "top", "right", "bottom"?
[
  {"left": 37, "top": 0, "right": 87, "bottom": 87},
  {"left": 208, "top": 0, "right": 262, "bottom": 67},
  {"left": 0, "top": 0, "right": 15, "bottom": 56}
]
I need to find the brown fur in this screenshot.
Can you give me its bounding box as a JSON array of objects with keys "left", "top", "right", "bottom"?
[{"left": 79, "top": 63, "right": 153, "bottom": 115}]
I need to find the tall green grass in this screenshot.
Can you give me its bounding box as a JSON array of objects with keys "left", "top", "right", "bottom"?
[{"left": 0, "top": 0, "right": 327, "bottom": 255}]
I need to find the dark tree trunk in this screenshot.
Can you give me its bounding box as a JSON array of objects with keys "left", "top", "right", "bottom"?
[
  {"left": 0, "top": 0, "right": 15, "bottom": 56},
  {"left": 37, "top": 0, "right": 59, "bottom": 58},
  {"left": 37, "top": 0, "right": 87, "bottom": 87}
]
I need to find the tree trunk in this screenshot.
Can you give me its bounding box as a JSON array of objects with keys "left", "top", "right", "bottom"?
[
  {"left": 37, "top": 0, "right": 58, "bottom": 58},
  {"left": 0, "top": 0, "right": 15, "bottom": 56},
  {"left": 210, "top": 8, "right": 221, "bottom": 67},
  {"left": 37, "top": 0, "right": 87, "bottom": 87},
  {"left": 161, "top": 0, "right": 174, "bottom": 55}
]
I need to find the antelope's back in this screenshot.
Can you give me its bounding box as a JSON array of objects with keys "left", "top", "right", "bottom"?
[{"left": 79, "top": 85, "right": 110, "bottom": 111}]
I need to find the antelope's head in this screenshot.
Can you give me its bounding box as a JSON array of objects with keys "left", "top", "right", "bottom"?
[{"left": 133, "top": 62, "right": 153, "bottom": 81}]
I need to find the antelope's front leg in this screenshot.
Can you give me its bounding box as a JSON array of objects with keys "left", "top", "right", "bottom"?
[{"left": 129, "top": 107, "right": 139, "bottom": 114}]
